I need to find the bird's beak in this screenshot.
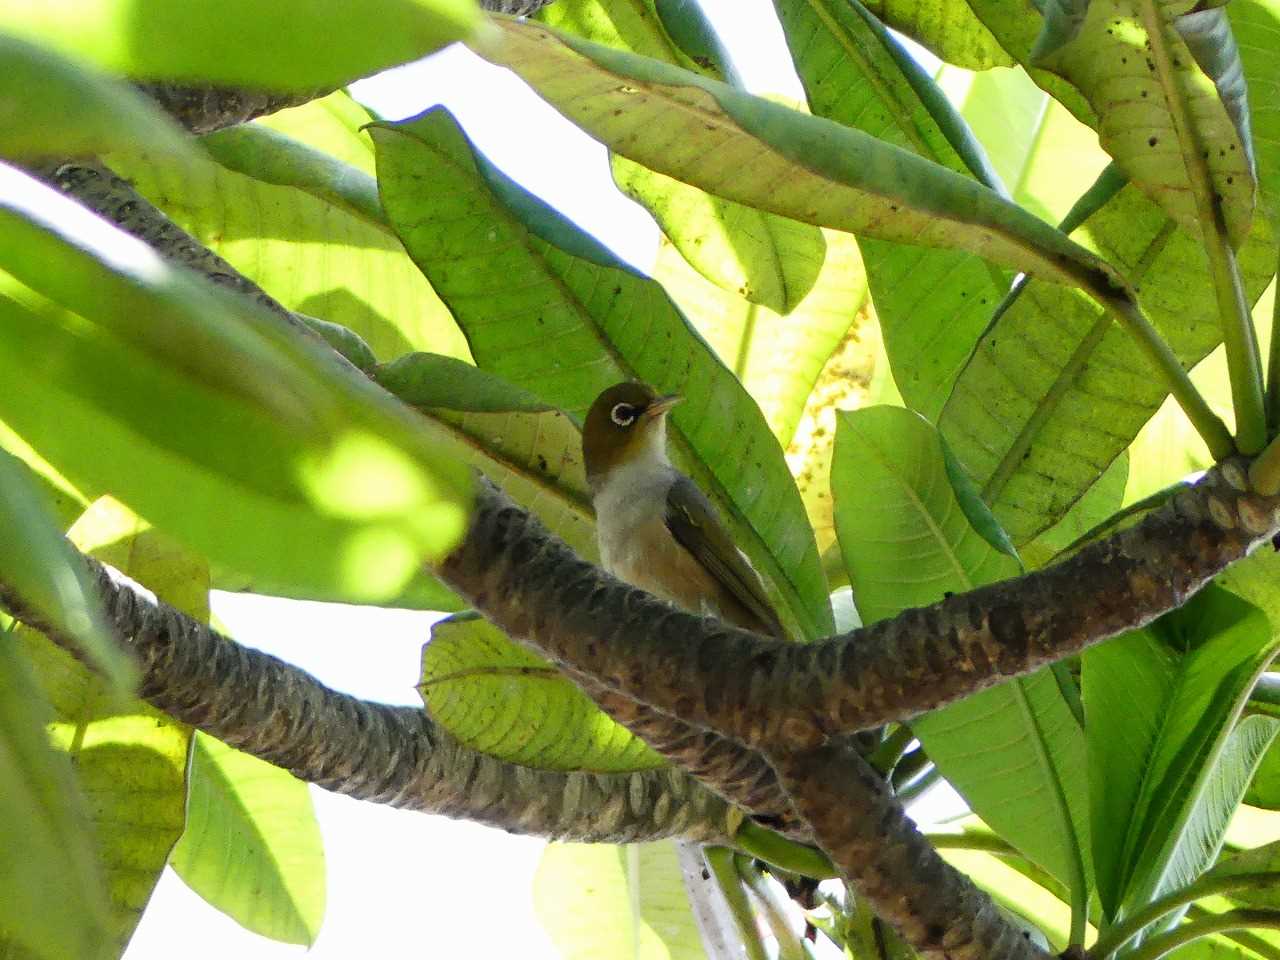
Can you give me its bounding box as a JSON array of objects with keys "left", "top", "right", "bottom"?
[{"left": 644, "top": 394, "right": 683, "bottom": 419}]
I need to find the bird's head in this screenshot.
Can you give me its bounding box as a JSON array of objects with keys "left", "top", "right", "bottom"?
[{"left": 582, "top": 382, "right": 682, "bottom": 487}]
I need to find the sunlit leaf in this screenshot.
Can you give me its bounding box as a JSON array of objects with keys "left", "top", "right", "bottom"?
[
  {"left": 538, "top": 0, "right": 828, "bottom": 314},
  {"left": 939, "top": 178, "right": 1276, "bottom": 546},
  {"left": 0, "top": 33, "right": 195, "bottom": 163},
  {"left": 108, "top": 136, "right": 471, "bottom": 364},
  {"left": 170, "top": 733, "right": 325, "bottom": 946},
  {"left": 421, "top": 614, "right": 663, "bottom": 772},
  {"left": 652, "top": 231, "right": 866, "bottom": 447},
  {"left": 0, "top": 448, "right": 130, "bottom": 688},
  {"left": 1032, "top": 0, "right": 1255, "bottom": 245},
  {"left": 475, "top": 19, "right": 1123, "bottom": 294},
  {"left": 0, "top": 0, "right": 481, "bottom": 90},
  {"left": 0, "top": 165, "right": 473, "bottom": 603},
  {"left": 534, "top": 841, "right": 704, "bottom": 960},
  {"left": 377, "top": 353, "right": 598, "bottom": 563},
  {"left": 13, "top": 498, "right": 201, "bottom": 953},
  {"left": 0, "top": 639, "right": 111, "bottom": 960}
]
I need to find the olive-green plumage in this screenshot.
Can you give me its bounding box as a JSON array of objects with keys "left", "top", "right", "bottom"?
[{"left": 582, "top": 383, "right": 785, "bottom": 639}]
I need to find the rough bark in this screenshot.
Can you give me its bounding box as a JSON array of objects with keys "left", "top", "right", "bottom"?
[
  {"left": 439, "top": 464, "right": 1280, "bottom": 752},
  {"left": 770, "top": 742, "right": 1051, "bottom": 960},
  {"left": 0, "top": 562, "right": 732, "bottom": 845},
  {"left": 135, "top": 83, "right": 336, "bottom": 135}
]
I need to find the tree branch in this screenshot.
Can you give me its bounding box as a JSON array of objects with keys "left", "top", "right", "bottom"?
[
  {"left": 769, "top": 741, "right": 1051, "bottom": 960},
  {"left": 0, "top": 561, "right": 732, "bottom": 845},
  {"left": 439, "top": 465, "right": 1280, "bottom": 752}
]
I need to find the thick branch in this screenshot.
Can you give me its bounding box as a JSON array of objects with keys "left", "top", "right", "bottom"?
[
  {"left": 440, "top": 464, "right": 1280, "bottom": 752},
  {"left": 0, "top": 565, "right": 731, "bottom": 845},
  {"left": 770, "top": 742, "right": 1050, "bottom": 960}
]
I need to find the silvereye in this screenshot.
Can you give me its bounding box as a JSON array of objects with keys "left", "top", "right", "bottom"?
[{"left": 582, "top": 382, "right": 785, "bottom": 639}]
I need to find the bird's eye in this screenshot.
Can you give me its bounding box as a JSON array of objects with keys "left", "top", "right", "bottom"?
[{"left": 610, "top": 402, "right": 637, "bottom": 427}]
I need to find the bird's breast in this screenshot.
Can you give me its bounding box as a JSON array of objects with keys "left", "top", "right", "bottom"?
[{"left": 593, "top": 463, "right": 735, "bottom": 619}]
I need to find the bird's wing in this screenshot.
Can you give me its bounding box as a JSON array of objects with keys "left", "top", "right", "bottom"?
[{"left": 664, "top": 474, "right": 787, "bottom": 639}]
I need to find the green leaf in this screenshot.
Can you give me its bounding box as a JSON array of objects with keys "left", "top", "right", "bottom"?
[
  {"left": 1031, "top": 0, "right": 1255, "bottom": 246},
  {"left": 651, "top": 230, "right": 866, "bottom": 446},
  {"left": 12, "top": 498, "right": 198, "bottom": 953},
  {"left": 537, "top": 0, "right": 828, "bottom": 314},
  {"left": 255, "top": 90, "right": 380, "bottom": 177},
  {"left": 0, "top": 638, "right": 111, "bottom": 960},
  {"left": 857, "top": 0, "right": 1014, "bottom": 69},
  {"left": 1018, "top": 451, "right": 1129, "bottom": 568},
  {"left": 1228, "top": 0, "right": 1280, "bottom": 227},
  {"left": 108, "top": 134, "right": 471, "bottom": 365},
  {"left": 938, "top": 180, "right": 1276, "bottom": 546},
  {"left": 201, "top": 124, "right": 384, "bottom": 226},
  {"left": 372, "top": 107, "right": 833, "bottom": 640},
  {"left": 831, "top": 406, "right": 1092, "bottom": 903},
  {"left": 0, "top": 0, "right": 481, "bottom": 90},
  {"left": 1083, "top": 587, "right": 1280, "bottom": 923},
  {"left": 534, "top": 841, "right": 705, "bottom": 960},
  {"left": 0, "top": 447, "right": 131, "bottom": 689},
  {"left": 614, "top": 158, "right": 827, "bottom": 314},
  {"left": 376, "top": 353, "right": 598, "bottom": 563},
  {"left": 421, "top": 614, "right": 663, "bottom": 772},
  {"left": 170, "top": 733, "right": 325, "bottom": 946},
  {"left": 475, "top": 19, "right": 1123, "bottom": 294},
  {"left": 0, "top": 166, "right": 473, "bottom": 603},
  {"left": 0, "top": 33, "right": 196, "bottom": 163}
]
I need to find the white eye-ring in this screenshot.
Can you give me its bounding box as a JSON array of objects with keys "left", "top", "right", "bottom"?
[{"left": 610, "top": 402, "right": 637, "bottom": 427}]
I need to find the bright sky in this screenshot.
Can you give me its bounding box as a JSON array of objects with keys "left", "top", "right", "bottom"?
[{"left": 124, "top": 3, "right": 960, "bottom": 956}]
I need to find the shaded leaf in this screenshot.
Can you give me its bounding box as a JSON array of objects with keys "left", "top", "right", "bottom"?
[
  {"left": 0, "top": 639, "right": 110, "bottom": 960},
  {"left": 1228, "top": 0, "right": 1280, "bottom": 227},
  {"left": 421, "top": 614, "right": 663, "bottom": 772},
  {"left": 170, "top": 733, "right": 325, "bottom": 946},
  {"left": 534, "top": 841, "right": 704, "bottom": 960},
  {"left": 1084, "top": 587, "right": 1279, "bottom": 922},
  {"left": 832, "top": 406, "right": 1091, "bottom": 901},
  {"left": 373, "top": 107, "right": 832, "bottom": 639},
  {"left": 0, "top": 33, "right": 195, "bottom": 163},
  {"left": 0, "top": 0, "right": 480, "bottom": 90}
]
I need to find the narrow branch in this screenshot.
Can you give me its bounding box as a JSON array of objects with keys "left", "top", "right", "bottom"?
[
  {"left": 439, "top": 462, "right": 1280, "bottom": 753},
  {"left": 769, "top": 741, "right": 1052, "bottom": 960},
  {"left": 1091, "top": 872, "right": 1280, "bottom": 960},
  {"left": 0, "top": 564, "right": 732, "bottom": 845}
]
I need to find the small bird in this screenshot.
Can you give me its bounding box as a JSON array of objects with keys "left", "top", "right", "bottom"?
[{"left": 581, "top": 382, "right": 785, "bottom": 639}]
